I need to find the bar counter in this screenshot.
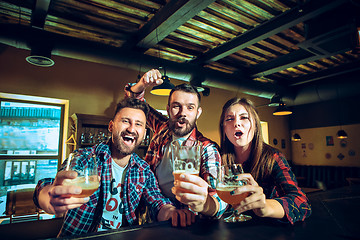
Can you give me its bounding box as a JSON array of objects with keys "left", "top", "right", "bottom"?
[{"left": 56, "top": 185, "right": 360, "bottom": 240}]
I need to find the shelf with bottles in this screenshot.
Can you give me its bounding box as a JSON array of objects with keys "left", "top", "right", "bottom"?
[
  {"left": 138, "top": 128, "right": 151, "bottom": 147},
  {"left": 79, "top": 126, "right": 111, "bottom": 146},
  {"left": 70, "top": 113, "right": 111, "bottom": 149},
  {"left": 135, "top": 128, "right": 152, "bottom": 158},
  {"left": 70, "top": 113, "right": 152, "bottom": 151}
]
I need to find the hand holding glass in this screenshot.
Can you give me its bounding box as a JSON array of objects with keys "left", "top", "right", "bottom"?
[
  {"left": 171, "top": 141, "right": 201, "bottom": 190},
  {"left": 63, "top": 153, "right": 100, "bottom": 198},
  {"left": 216, "top": 164, "right": 252, "bottom": 222}
]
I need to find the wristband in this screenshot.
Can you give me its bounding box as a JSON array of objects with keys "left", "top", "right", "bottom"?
[{"left": 126, "top": 85, "right": 142, "bottom": 94}]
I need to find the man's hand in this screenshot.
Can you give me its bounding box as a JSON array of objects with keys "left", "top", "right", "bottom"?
[
  {"left": 171, "top": 173, "right": 209, "bottom": 213},
  {"left": 130, "top": 69, "right": 163, "bottom": 93},
  {"left": 38, "top": 170, "right": 91, "bottom": 216},
  {"left": 158, "top": 204, "right": 196, "bottom": 227}
]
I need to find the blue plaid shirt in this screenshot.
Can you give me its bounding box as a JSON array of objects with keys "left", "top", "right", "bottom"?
[{"left": 33, "top": 141, "right": 173, "bottom": 237}]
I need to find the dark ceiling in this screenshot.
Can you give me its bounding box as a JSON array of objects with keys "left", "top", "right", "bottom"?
[{"left": 0, "top": 0, "right": 359, "bottom": 106}]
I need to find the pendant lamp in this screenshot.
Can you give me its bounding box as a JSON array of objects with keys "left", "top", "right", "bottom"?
[
  {"left": 292, "top": 133, "right": 301, "bottom": 141},
  {"left": 150, "top": 68, "right": 175, "bottom": 96},
  {"left": 273, "top": 102, "right": 292, "bottom": 116}
]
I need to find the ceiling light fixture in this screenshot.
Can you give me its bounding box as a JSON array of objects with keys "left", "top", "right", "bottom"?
[
  {"left": 190, "top": 76, "right": 205, "bottom": 92},
  {"left": 337, "top": 129, "right": 348, "bottom": 139},
  {"left": 273, "top": 102, "right": 292, "bottom": 116},
  {"left": 26, "top": 41, "right": 54, "bottom": 67},
  {"left": 26, "top": 54, "right": 54, "bottom": 67},
  {"left": 268, "top": 94, "right": 281, "bottom": 107},
  {"left": 193, "top": 85, "right": 205, "bottom": 92},
  {"left": 335, "top": 87, "right": 348, "bottom": 139},
  {"left": 150, "top": 68, "right": 174, "bottom": 96},
  {"left": 292, "top": 133, "right": 301, "bottom": 141}
]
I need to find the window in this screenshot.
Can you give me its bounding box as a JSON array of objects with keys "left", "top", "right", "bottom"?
[
  {"left": 261, "top": 121, "right": 269, "bottom": 144},
  {"left": 0, "top": 93, "right": 69, "bottom": 220}
]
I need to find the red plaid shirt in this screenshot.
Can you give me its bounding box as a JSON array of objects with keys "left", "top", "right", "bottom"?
[
  {"left": 125, "top": 84, "right": 227, "bottom": 217},
  {"left": 243, "top": 150, "right": 312, "bottom": 224}
]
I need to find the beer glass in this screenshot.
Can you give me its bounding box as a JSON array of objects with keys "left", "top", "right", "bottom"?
[
  {"left": 171, "top": 141, "right": 201, "bottom": 189},
  {"left": 216, "top": 164, "right": 252, "bottom": 222},
  {"left": 63, "top": 152, "right": 100, "bottom": 197}
]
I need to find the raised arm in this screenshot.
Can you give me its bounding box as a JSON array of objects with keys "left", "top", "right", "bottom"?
[{"left": 125, "top": 69, "right": 163, "bottom": 97}]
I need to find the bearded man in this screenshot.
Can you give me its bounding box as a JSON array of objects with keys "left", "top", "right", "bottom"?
[
  {"left": 125, "top": 69, "right": 227, "bottom": 224},
  {"left": 33, "top": 98, "right": 184, "bottom": 237}
]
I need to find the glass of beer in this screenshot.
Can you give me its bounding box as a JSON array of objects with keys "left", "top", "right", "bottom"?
[
  {"left": 216, "top": 164, "right": 252, "bottom": 222},
  {"left": 171, "top": 140, "right": 201, "bottom": 192},
  {"left": 63, "top": 152, "right": 100, "bottom": 197}
]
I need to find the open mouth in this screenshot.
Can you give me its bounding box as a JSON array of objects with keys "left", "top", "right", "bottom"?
[
  {"left": 176, "top": 117, "right": 187, "bottom": 127},
  {"left": 235, "top": 131, "right": 243, "bottom": 138},
  {"left": 122, "top": 134, "right": 136, "bottom": 144},
  {"left": 178, "top": 117, "right": 187, "bottom": 124}
]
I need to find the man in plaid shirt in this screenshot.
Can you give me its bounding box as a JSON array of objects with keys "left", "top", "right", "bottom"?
[
  {"left": 33, "top": 98, "right": 182, "bottom": 237},
  {"left": 125, "top": 69, "right": 227, "bottom": 223}
]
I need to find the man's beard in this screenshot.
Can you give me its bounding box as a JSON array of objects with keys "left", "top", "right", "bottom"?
[
  {"left": 169, "top": 116, "right": 196, "bottom": 137},
  {"left": 112, "top": 131, "right": 139, "bottom": 156}
]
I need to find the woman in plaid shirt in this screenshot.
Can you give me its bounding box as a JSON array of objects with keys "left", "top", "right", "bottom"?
[
  {"left": 218, "top": 97, "right": 311, "bottom": 224},
  {"left": 33, "top": 98, "right": 181, "bottom": 237}
]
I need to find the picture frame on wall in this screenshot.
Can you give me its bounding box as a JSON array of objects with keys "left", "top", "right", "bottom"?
[
  {"left": 326, "top": 136, "right": 334, "bottom": 146},
  {"left": 281, "top": 139, "right": 285, "bottom": 149}
]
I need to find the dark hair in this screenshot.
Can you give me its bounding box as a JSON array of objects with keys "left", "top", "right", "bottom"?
[
  {"left": 219, "top": 97, "right": 275, "bottom": 181},
  {"left": 114, "top": 98, "right": 150, "bottom": 119},
  {"left": 168, "top": 83, "right": 201, "bottom": 106}
]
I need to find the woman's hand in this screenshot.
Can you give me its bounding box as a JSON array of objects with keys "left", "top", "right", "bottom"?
[
  {"left": 231, "top": 173, "right": 267, "bottom": 217},
  {"left": 231, "top": 173, "right": 285, "bottom": 219}
]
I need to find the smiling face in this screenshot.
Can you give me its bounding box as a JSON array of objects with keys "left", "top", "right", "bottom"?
[
  {"left": 167, "top": 90, "right": 202, "bottom": 138},
  {"left": 109, "top": 107, "right": 146, "bottom": 156},
  {"left": 223, "top": 103, "right": 255, "bottom": 149}
]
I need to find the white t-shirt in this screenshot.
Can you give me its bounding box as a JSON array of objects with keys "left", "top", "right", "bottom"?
[
  {"left": 155, "top": 136, "right": 186, "bottom": 202},
  {"left": 98, "top": 160, "right": 127, "bottom": 231}
]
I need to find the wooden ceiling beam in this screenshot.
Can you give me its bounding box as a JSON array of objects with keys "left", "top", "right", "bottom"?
[
  {"left": 191, "top": 0, "right": 348, "bottom": 65},
  {"left": 249, "top": 23, "right": 355, "bottom": 79},
  {"left": 289, "top": 60, "right": 360, "bottom": 86},
  {"left": 122, "top": 0, "right": 215, "bottom": 51}
]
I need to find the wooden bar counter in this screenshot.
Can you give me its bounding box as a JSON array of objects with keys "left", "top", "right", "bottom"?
[{"left": 49, "top": 185, "right": 360, "bottom": 240}]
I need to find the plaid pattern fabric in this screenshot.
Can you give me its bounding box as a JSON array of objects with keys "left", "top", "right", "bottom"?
[
  {"left": 33, "top": 141, "right": 172, "bottom": 237},
  {"left": 124, "top": 84, "right": 227, "bottom": 217},
  {"left": 146, "top": 109, "right": 227, "bottom": 218},
  {"left": 245, "top": 150, "right": 312, "bottom": 224}
]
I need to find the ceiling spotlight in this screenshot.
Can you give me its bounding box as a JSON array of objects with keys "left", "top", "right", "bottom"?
[
  {"left": 26, "top": 42, "right": 54, "bottom": 67},
  {"left": 190, "top": 76, "right": 205, "bottom": 92},
  {"left": 268, "top": 94, "right": 282, "bottom": 107},
  {"left": 26, "top": 55, "right": 54, "bottom": 67}
]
